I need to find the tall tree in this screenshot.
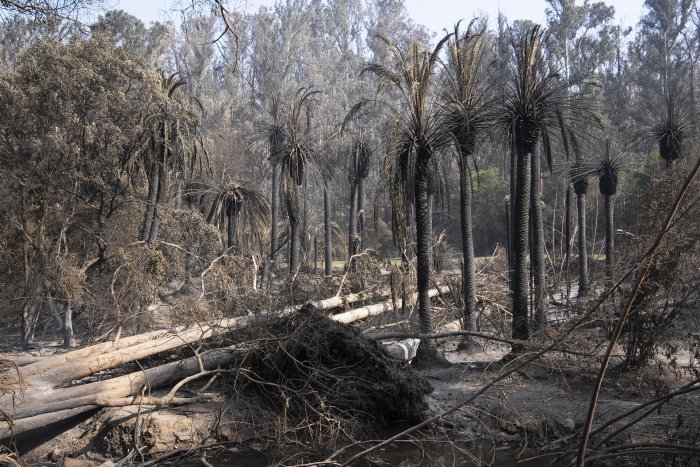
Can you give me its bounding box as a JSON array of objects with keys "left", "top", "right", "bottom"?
[
  {"left": 356, "top": 33, "right": 452, "bottom": 365},
  {"left": 271, "top": 87, "right": 321, "bottom": 275},
  {"left": 496, "top": 26, "right": 569, "bottom": 351},
  {"left": 442, "top": 22, "right": 491, "bottom": 349},
  {"left": 596, "top": 139, "right": 621, "bottom": 283}
]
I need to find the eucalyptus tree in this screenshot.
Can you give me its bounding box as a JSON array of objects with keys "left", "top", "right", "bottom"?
[
  {"left": 0, "top": 35, "right": 172, "bottom": 346},
  {"left": 355, "top": 33, "right": 452, "bottom": 364},
  {"left": 635, "top": 0, "right": 694, "bottom": 100},
  {"left": 496, "top": 26, "right": 570, "bottom": 348},
  {"left": 270, "top": 87, "right": 322, "bottom": 275},
  {"left": 441, "top": 22, "right": 491, "bottom": 348}
]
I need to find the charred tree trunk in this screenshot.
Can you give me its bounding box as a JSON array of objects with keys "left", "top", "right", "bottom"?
[
  {"left": 287, "top": 184, "right": 300, "bottom": 274},
  {"left": 457, "top": 150, "right": 476, "bottom": 350},
  {"left": 357, "top": 176, "right": 366, "bottom": 251},
  {"left": 227, "top": 204, "right": 238, "bottom": 250},
  {"left": 348, "top": 184, "right": 357, "bottom": 260},
  {"left": 604, "top": 194, "right": 615, "bottom": 282},
  {"left": 574, "top": 182, "right": 589, "bottom": 295},
  {"left": 271, "top": 163, "right": 281, "bottom": 267},
  {"left": 512, "top": 143, "right": 532, "bottom": 350},
  {"left": 413, "top": 152, "right": 443, "bottom": 364},
  {"left": 530, "top": 151, "right": 546, "bottom": 330}
]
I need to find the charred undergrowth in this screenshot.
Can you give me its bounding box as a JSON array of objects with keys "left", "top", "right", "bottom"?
[{"left": 236, "top": 307, "right": 432, "bottom": 447}]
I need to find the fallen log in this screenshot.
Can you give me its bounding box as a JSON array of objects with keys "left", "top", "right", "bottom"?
[
  {"left": 0, "top": 285, "right": 452, "bottom": 440},
  {"left": 332, "top": 286, "right": 451, "bottom": 324},
  {"left": 0, "top": 346, "right": 238, "bottom": 439}
]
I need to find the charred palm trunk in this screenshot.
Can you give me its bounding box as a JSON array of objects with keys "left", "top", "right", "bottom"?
[
  {"left": 227, "top": 203, "right": 238, "bottom": 250},
  {"left": 287, "top": 184, "right": 300, "bottom": 274},
  {"left": 604, "top": 194, "right": 614, "bottom": 282},
  {"left": 530, "top": 151, "right": 546, "bottom": 330},
  {"left": 324, "top": 181, "right": 332, "bottom": 276},
  {"left": 357, "top": 176, "right": 366, "bottom": 252},
  {"left": 574, "top": 179, "right": 589, "bottom": 295},
  {"left": 270, "top": 163, "right": 281, "bottom": 266},
  {"left": 512, "top": 125, "right": 536, "bottom": 351},
  {"left": 348, "top": 184, "right": 357, "bottom": 260},
  {"left": 457, "top": 147, "right": 476, "bottom": 349},
  {"left": 509, "top": 145, "right": 517, "bottom": 277},
  {"left": 414, "top": 152, "right": 437, "bottom": 355}
]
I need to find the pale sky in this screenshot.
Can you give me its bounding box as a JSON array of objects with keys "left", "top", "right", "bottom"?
[{"left": 108, "top": 0, "right": 646, "bottom": 33}]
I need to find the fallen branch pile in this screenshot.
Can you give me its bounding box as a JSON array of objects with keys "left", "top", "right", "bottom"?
[{"left": 0, "top": 285, "right": 451, "bottom": 440}]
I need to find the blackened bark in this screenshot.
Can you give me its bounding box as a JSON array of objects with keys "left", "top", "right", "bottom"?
[
  {"left": 458, "top": 153, "right": 476, "bottom": 348},
  {"left": 414, "top": 154, "right": 436, "bottom": 353},
  {"left": 530, "top": 152, "right": 546, "bottom": 330},
  {"left": 604, "top": 194, "right": 614, "bottom": 282},
  {"left": 357, "top": 176, "right": 366, "bottom": 251},
  {"left": 271, "top": 164, "right": 281, "bottom": 265},
  {"left": 348, "top": 185, "right": 357, "bottom": 260},
  {"left": 576, "top": 191, "right": 588, "bottom": 295},
  {"left": 287, "top": 183, "right": 300, "bottom": 274},
  {"left": 227, "top": 204, "right": 238, "bottom": 250},
  {"left": 512, "top": 148, "right": 531, "bottom": 349}
]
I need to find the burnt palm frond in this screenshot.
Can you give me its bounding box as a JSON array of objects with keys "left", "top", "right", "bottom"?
[
  {"left": 596, "top": 139, "right": 623, "bottom": 196},
  {"left": 208, "top": 179, "right": 269, "bottom": 234},
  {"left": 442, "top": 21, "right": 492, "bottom": 155},
  {"left": 566, "top": 131, "right": 595, "bottom": 194},
  {"left": 161, "top": 71, "right": 187, "bottom": 98},
  {"left": 496, "top": 25, "right": 570, "bottom": 160},
  {"left": 271, "top": 87, "right": 328, "bottom": 187},
  {"left": 359, "top": 33, "right": 453, "bottom": 162},
  {"left": 652, "top": 91, "right": 688, "bottom": 166},
  {"left": 250, "top": 93, "right": 288, "bottom": 163},
  {"left": 343, "top": 131, "right": 373, "bottom": 185}
]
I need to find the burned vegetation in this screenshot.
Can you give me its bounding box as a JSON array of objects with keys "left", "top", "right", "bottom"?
[{"left": 1, "top": 0, "right": 700, "bottom": 466}]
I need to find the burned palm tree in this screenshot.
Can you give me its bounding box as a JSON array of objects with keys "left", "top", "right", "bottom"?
[
  {"left": 442, "top": 22, "right": 491, "bottom": 349},
  {"left": 207, "top": 180, "right": 269, "bottom": 250},
  {"left": 252, "top": 94, "right": 288, "bottom": 268},
  {"left": 355, "top": 33, "right": 452, "bottom": 364},
  {"left": 344, "top": 131, "right": 373, "bottom": 259},
  {"left": 495, "top": 26, "right": 569, "bottom": 349},
  {"left": 137, "top": 71, "right": 204, "bottom": 243},
  {"left": 653, "top": 92, "right": 687, "bottom": 168},
  {"left": 270, "top": 87, "right": 321, "bottom": 275},
  {"left": 570, "top": 148, "right": 593, "bottom": 296},
  {"left": 596, "top": 139, "right": 622, "bottom": 283}
]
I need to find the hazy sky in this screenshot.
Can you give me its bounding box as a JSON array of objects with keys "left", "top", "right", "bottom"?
[{"left": 108, "top": 0, "right": 647, "bottom": 32}]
